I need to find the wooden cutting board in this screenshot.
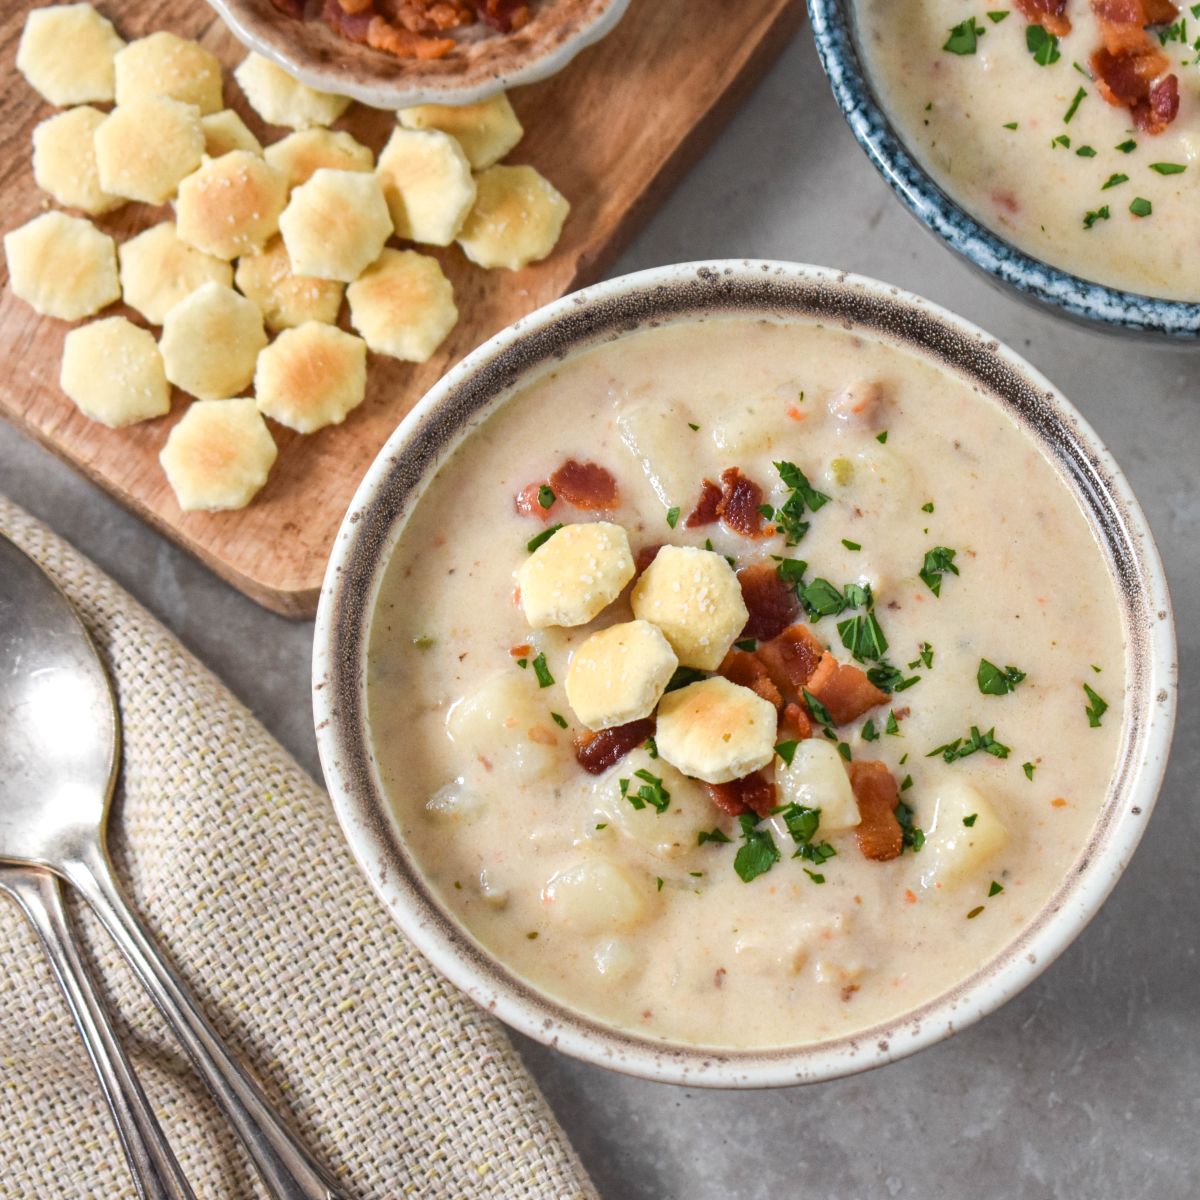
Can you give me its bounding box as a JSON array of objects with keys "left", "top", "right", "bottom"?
[{"left": 0, "top": 0, "right": 802, "bottom": 616}]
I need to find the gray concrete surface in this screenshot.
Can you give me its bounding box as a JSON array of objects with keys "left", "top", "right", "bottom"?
[{"left": 3, "top": 27, "right": 1197, "bottom": 1200}]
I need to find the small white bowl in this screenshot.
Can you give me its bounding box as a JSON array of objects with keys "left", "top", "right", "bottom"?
[
  {"left": 313, "top": 260, "right": 1176, "bottom": 1087},
  {"left": 205, "top": 0, "right": 630, "bottom": 109}
]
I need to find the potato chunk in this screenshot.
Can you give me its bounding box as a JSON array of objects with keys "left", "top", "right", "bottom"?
[
  {"left": 234, "top": 236, "right": 343, "bottom": 333},
  {"left": 631, "top": 545, "right": 748, "bottom": 670},
  {"left": 777, "top": 739, "right": 860, "bottom": 834},
  {"left": 94, "top": 96, "right": 204, "bottom": 205},
  {"left": 457, "top": 165, "right": 569, "bottom": 270},
  {"left": 114, "top": 32, "right": 223, "bottom": 114},
  {"left": 4, "top": 212, "right": 119, "bottom": 321},
  {"left": 118, "top": 222, "right": 232, "bottom": 326},
  {"left": 17, "top": 3, "right": 124, "bottom": 106},
  {"left": 515, "top": 522, "right": 634, "bottom": 629},
  {"left": 176, "top": 151, "right": 287, "bottom": 260},
  {"left": 159, "top": 398, "right": 276, "bottom": 511},
  {"left": 265, "top": 128, "right": 373, "bottom": 191},
  {"left": 254, "top": 322, "right": 366, "bottom": 433},
  {"left": 234, "top": 52, "right": 350, "bottom": 130},
  {"left": 446, "top": 671, "right": 563, "bottom": 781},
  {"left": 345, "top": 248, "right": 456, "bottom": 363},
  {"left": 32, "top": 107, "right": 124, "bottom": 216},
  {"left": 920, "top": 779, "right": 1010, "bottom": 889},
  {"left": 376, "top": 127, "right": 476, "bottom": 247},
  {"left": 542, "top": 859, "right": 649, "bottom": 933},
  {"left": 398, "top": 92, "right": 523, "bottom": 169},
  {"left": 279, "top": 168, "right": 392, "bottom": 282},
  {"left": 565, "top": 620, "right": 678, "bottom": 731},
  {"left": 160, "top": 281, "right": 266, "bottom": 400},
  {"left": 654, "top": 676, "right": 777, "bottom": 785},
  {"left": 60, "top": 317, "right": 169, "bottom": 428}
]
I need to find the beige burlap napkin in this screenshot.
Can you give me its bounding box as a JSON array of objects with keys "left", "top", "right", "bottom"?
[{"left": 0, "top": 497, "right": 597, "bottom": 1200}]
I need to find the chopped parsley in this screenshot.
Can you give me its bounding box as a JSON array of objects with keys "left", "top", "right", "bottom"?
[
  {"left": 885, "top": 710, "right": 902, "bottom": 736},
  {"left": 620, "top": 768, "right": 671, "bottom": 813},
  {"left": 595, "top": 823, "right": 607, "bottom": 830},
  {"left": 803, "top": 688, "right": 835, "bottom": 730},
  {"left": 1052, "top": 134, "right": 1071, "bottom": 149},
  {"left": 895, "top": 801, "right": 925, "bottom": 852},
  {"left": 1116, "top": 139, "right": 1138, "bottom": 153},
  {"left": 1101, "top": 172, "right": 1129, "bottom": 190},
  {"left": 1130, "top": 196, "right": 1153, "bottom": 218},
  {"left": 987, "top": 9, "right": 1010, "bottom": 21},
  {"left": 909, "top": 643, "right": 935, "bottom": 671},
  {"left": 919, "top": 546, "right": 960, "bottom": 597},
  {"left": 1083, "top": 205, "right": 1111, "bottom": 229},
  {"left": 526, "top": 523, "right": 562, "bottom": 552},
  {"left": 928, "top": 725, "right": 1011, "bottom": 762},
  {"left": 734, "top": 638, "right": 758, "bottom": 653},
  {"left": 1150, "top": 162, "right": 1186, "bottom": 175},
  {"left": 800, "top": 577, "right": 871, "bottom": 621},
  {"left": 842, "top": 538, "right": 862, "bottom": 551},
  {"left": 1022, "top": 761, "right": 1037, "bottom": 780},
  {"left": 733, "top": 815, "right": 780, "bottom": 882},
  {"left": 656, "top": 876, "right": 664, "bottom": 892},
  {"left": 1076, "top": 144, "right": 1097, "bottom": 157},
  {"left": 944, "top": 16, "right": 985, "bottom": 54},
  {"left": 876, "top": 431, "right": 889, "bottom": 444},
  {"left": 697, "top": 827, "right": 733, "bottom": 846},
  {"left": 988, "top": 880, "right": 1005, "bottom": 897},
  {"left": 551, "top": 711, "right": 568, "bottom": 728},
  {"left": 1083, "top": 683, "right": 1109, "bottom": 727},
  {"left": 838, "top": 611, "right": 889, "bottom": 663},
  {"left": 963, "top": 813, "right": 979, "bottom": 827},
  {"left": 774, "top": 802, "right": 837, "bottom": 864},
  {"left": 1063, "top": 86, "right": 1087, "bottom": 123},
  {"left": 1003, "top": 120, "right": 1019, "bottom": 130},
  {"left": 804, "top": 869, "right": 826, "bottom": 884},
  {"left": 775, "top": 556, "right": 808, "bottom": 586},
  {"left": 537, "top": 484, "right": 555, "bottom": 509},
  {"left": 412, "top": 635, "right": 436, "bottom": 650},
  {"left": 665, "top": 666, "right": 707, "bottom": 692},
  {"left": 644, "top": 735, "right": 658, "bottom": 758},
  {"left": 773, "top": 461, "right": 831, "bottom": 546},
  {"left": 977, "top": 659, "right": 1027, "bottom": 695},
  {"left": 532, "top": 653, "right": 554, "bottom": 687},
  {"left": 921, "top": 501, "right": 935, "bottom": 513},
  {"left": 775, "top": 739, "right": 800, "bottom": 766},
  {"left": 861, "top": 719, "right": 880, "bottom": 742},
  {"left": 666, "top": 505, "right": 681, "bottom": 529},
  {"left": 1026, "top": 23, "right": 1061, "bottom": 65},
  {"left": 687, "top": 421, "right": 700, "bottom": 431},
  {"left": 516, "top": 658, "right": 528, "bottom": 669},
  {"left": 966, "top": 905, "right": 985, "bottom": 920}
]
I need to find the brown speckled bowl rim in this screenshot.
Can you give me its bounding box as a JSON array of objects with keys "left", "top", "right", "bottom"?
[
  {"left": 206, "top": 0, "right": 630, "bottom": 109},
  {"left": 313, "top": 260, "right": 1177, "bottom": 1087}
]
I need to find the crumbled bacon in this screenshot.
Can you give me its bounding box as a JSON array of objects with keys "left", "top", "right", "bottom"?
[
  {"left": 737, "top": 563, "right": 799, "bottom": 642},
  {"left": 476, "top": 0, "right": 530, "bottom": 31},
  {"left": 716, "top": 467, "right": 772, "bottom": 539},
  {"left": 572, "top": 719, "right": 654, "bottom": 775},
  {"left": 804, "top": 653, "right": 888, "bottom": 727},
  {"left": 634, "top": 543, "right": 663, "bottom": 576},
  {"left": 514, "top": 481, "right": 559, "bottom": 520},
  {"left": 847, "top": 762, "right": 903, "bottom": 862},
  {"left": 778, "top": 701, "right": 813, "bottom": 742},
  {"left": 321, "top": 0, "right": 373, "bottom": 40},
  {"left": 703, "top": 771, "right": 776, "bottom": 819},
  {"left": 1090, "top": 0, "right": 1180, "bottom": 133},
  {"left": 755, "top": 623, "right": 826, "bottom": 702},
  {"left": 685, "top": 479, "right": 723, "bottom": 528},
  {"left": 718, "top": 649, "right": 783, "bottom": 710},
  {"left": 271, "top": 0, "right": 305, "bottom": 16},
  {"left": 1014, "top": 0, "right": 1071, "bottom": 35},
  {"left": 549, "top": 459, "right": 619, "bottom": 510}
]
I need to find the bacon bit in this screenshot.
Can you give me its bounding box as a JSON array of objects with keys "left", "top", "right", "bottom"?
[
  {"left": 509, "top": 643, "right": 532, "bottom": 658},
  {"left": 737, "top": 563, "right": 800, "bottom": 642},
  {"left": 785, "top": 405, "right": 807, "bottom": 422},
  {"left": 321, "top": 0, "right": 374, "bottom": 40},
  {"left": 714, "top": 968, "right": 727, "bottom": 988},
  {"left": 718, "top": 650, "right": 783, "bottom": 710},
  {"left": 684, "top": 478, "right": 723, "bottom": 528},
  {"left": 514, "top": 482, "right": 558, "bottom": 521},
  {"left": 716, "top": 468, "right": 772, "bottom": 539},
  {"left": 992, "top": 189, "right": 1020, "bottom": 216},
  {"left": 1051, "top": 796, "right": 1069, "bottom": 808},
  {"left": 805, "top": 654, "right": 888, "bottom": 727},
  {"left": 476, "top": 0, "right": 530, "bottom": 30},
  {"left": 511, "top": 585, "right": 521, "bottom": 607},
  {"left": 904, "top": 889, "right": 918, "bottom": 904},
  {"left": 549, "top": 459, "right": 619, "bottom": 509},
  {"left": 703, "top": 771, "right": 777, "bottom": 819},
  {"left": 1090, "top": 0, "right": 1180, "bottom": 134},
  {"left": 528, "top": 726, "right": 557, "bottom": 746},
  {"left": 573, "top": 719, "right": 655, "bottom": 775},
  {"left": 847, "top": 761, "right": 903, "bottom": 862},
  {"left": 634, "top": 543, "right": 663, "bottom": 576},
  {"left": 779, "top": 701, "right": 813, "bottom": 741},
  {"left": 1015, "top": 0, "right": 1071, "bottom": 35},
  {"left": 841, "top": 983, "right": 860, "bottom": 1002},
  {"left": 755, "top": 623, "right": 826, "bottom": 701}
]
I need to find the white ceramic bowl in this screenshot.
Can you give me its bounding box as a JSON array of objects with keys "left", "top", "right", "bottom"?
[
  {"left": 313, "top": 260, "right": 1176, "bottom": 1087},
  {"left": 206, "top": 0, "right": 630, "bottom": 109}
]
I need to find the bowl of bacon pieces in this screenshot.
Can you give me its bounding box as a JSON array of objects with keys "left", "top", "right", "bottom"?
[{"left": 207, "top": 0, "right": 631, "bottom": 108}]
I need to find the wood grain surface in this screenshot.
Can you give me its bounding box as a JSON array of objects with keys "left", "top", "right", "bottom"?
[{"left": 0, "top": 0, "right": 802, "bottom": 616}]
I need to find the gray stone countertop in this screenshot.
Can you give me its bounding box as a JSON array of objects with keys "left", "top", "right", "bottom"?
[{"left": 3, "top": 27, "right": 1197, "bottom": 1200}]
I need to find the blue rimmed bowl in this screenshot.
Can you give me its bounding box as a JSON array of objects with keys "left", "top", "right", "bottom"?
[{"left": 807, "top": 0, "right": 1200, "bottom": 339}]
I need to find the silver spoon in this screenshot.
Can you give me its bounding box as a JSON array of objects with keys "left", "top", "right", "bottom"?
[
  {"left": 0, "top": 864, "right": 196, "bottom": 1200},
  {"left": 0, "top": 533, "right": 345, "bottom": 1200}
]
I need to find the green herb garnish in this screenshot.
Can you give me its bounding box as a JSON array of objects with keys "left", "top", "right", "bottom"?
[
  {"left": 842, "top": 538, "right": 862, "bottom": 551},
  {"left": 733, "top": 814, "right": 780, "bottom": 882},
  {"left": 804, "top": 869, "right": 826, "bottom": 884},
  {"left": 697, "top": 827, "right": 732, "bottom": 846},
  {"left": 963, "top": 813, "right": 978, "bottom": 827},
  {"left": 1101, "top": 172, "right": 1129, "bottom": 190},
  {"left": 1026, "top": 23, "right": 1061, "bottom": 65},
  {"left": 537, "top": 484, "right": 555, "bottom": 509},
  {"left": 977, "top": 659, "right": 1027, "bottom": 695},
  {"left": 838, "top": 611, "right": 889, "bottom": 663},
  {"left": 928, "top": 725, "right": 1011, "bottom": 762},
  {"left": 688, "top": 421, "right": 700, "bottom": 431},
  {"left": 412, "top": 635, "right": 436, "bottom": 650},
  {"left": 919, "top": 546, "right": 959, "bottom": 597},
  {"left": 1084, "top": 683, "right": 1109, "bottom": 727},
  {"left": 644, "top": 735, "right": 658, "bottom": 758},
  {"left": 526, "top": 524, "right": 562, "bottom": 552},
  {"left": 773, "top": 461, "right": 831, "bottom": 546},
  {"left": 1150, "top": 162, "right": 1186, "bottom": 175},
  {"left": 666, "top": 505, "right": 680, "bottom": 529},
  {"left": 989, "top": 880, "right": 1004, "bottom": 897},
  {"left": 665, "top": 666, "right": 707, "bottom": 692},
  {"left": 966, "top": 905, "right": 985, "bottom": 920},
  {"left": 775, "top": 740, "right": 800, "bottom": 766},
  {"left": 987, "top": 9, "right": 1010, "bottom": 21},
  {"left": 620, "top": 768, "right": 671, "bottom": 813},
  {"left": 1116, "top": 139, "right": 1137, "bottom": 153},
  {"left": 1129, "top": 196, "right": 1153, "bottom": 217},
  {"left": 862, "top": 719, "right": 879, "bottom": 742},
  {"left": 802, "top": 688, "right": 834, "bottom": 730},
  {"left": 921, "top": 501, "right": 935, "bottom": 513},
  {"left": 1063, "top": 86, "right": 1087, "bottom": 123},
  {"left": 895, "top": 801, "right": 925, "bottom": 852},
  {"left": 944, "top": 16, "right": 985, "bottom": 53},
  {"left": 1076, "top": 144, "right": 1097, "bottom": 157},
  {"left": 551, "top": 711, "right": 568, "bottom": 728},
  {"left": 1083, "top": 205, "right": 1111, "bottom": 229}
]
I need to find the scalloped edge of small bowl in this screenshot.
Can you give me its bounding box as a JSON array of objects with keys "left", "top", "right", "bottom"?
[
  {"left": 313, "top": 259, "right": 1177, "bottom": 1088},
  {"left": 807, "top": 0, "right": 1200, "bottom": 339},
  {"left": 205, "top": 0, "right": 630, "bottom": 109}
]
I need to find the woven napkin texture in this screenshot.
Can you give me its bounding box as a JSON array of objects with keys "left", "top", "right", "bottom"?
[{"left": 0, "top": 497, "right": 597, "bottom": 1200}]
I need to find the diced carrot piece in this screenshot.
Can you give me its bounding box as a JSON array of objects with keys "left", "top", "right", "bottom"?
[{"left": 847, "top": 761, "right": 903, "bottom": 862}]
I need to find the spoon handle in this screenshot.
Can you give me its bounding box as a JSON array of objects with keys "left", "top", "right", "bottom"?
[
  {"left": 64, "top": 849, "right": 347, "bottom": 1200},
  {"left": 1, "top": 868, "right": 196, "bottom": 1200}
]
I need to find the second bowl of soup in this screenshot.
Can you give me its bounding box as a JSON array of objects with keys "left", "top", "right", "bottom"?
[{"left": 314, "top": 260, "right": 1175, "bottom": 1085}]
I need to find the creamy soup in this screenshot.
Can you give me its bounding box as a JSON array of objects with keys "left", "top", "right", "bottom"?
[
  {"left": 857, "top": 0, "right": 1200, "bottom": 300},
  {"left": 366, "top": 316, "right": 1124, "bottom": 1050}
]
